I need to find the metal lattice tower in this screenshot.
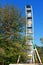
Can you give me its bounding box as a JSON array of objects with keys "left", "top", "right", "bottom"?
[
  {"left": 25, "top": 5, "right": 42, "bottom": 64},
  {"left": 25, "top": 5, "right": 34, "bottom": 63}
]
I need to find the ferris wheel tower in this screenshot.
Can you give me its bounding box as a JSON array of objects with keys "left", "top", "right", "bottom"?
[
  {"left": 25, "top": 5, "right": 34, "bottom": 63},
  {"left": 25, "top": 5, "right": 42, "bottom": 64}
]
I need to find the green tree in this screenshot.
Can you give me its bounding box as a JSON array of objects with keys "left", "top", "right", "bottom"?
[
  {"left": 40, "top": 38, "right": 43, "bottom": 63},
  {"left": 0, "top": 5, "right": 28, "bottom": 65},
  {"left": 40, "top": 38, "right": 43, "bottom": 45}
]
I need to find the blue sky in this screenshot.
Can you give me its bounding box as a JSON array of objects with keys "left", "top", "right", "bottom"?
[{"left": 0, "top": 0, "right": 43, "bottom": 46}]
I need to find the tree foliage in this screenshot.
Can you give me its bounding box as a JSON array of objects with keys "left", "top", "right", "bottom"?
[
  {"left": 40, "top": 38, "right": 43, "bottom": 44},
  {"left": 36, "top": 46, "right": 43, "bottom": 63},
  {"left": 0, "top": 5, "right": 28, "bottom": 65}
]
